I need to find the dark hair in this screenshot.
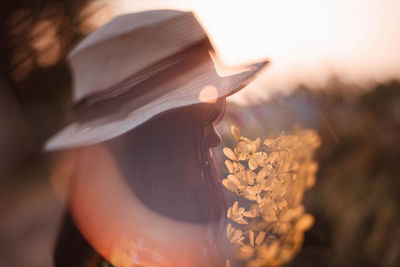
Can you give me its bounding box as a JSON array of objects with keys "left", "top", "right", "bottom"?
[
  {"left": 108, "top": 98, "right": 227, "bottom": 222},
  {"left": 54, "top": 98, "right": 227, "bottom": 266}
]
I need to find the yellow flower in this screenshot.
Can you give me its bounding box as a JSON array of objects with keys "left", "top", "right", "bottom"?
[
  {"left": 227, "top": 201, "right": 248, "bottom": 224},
  {"left": 223, "top": 125, "right": 320, "bottom": 266}
]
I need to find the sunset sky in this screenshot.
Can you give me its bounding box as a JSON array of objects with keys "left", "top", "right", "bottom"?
[{"left": 80, "top": 0, "right": 400, "bottom": 104}]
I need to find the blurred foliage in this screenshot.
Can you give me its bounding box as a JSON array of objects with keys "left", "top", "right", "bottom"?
[
  {"left": 219, "top": 80, "right": 400, "bottom": 267},
  {"left": 0, "top": 0, "right": 92, "bottom": 150},
  {"left": 298, "top": 82, "right": 400, "bottom": 267}
]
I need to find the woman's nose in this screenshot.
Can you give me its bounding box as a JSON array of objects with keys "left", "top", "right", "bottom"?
[{"left": 205, "top": 123, "right": 222, "bottom": 148}]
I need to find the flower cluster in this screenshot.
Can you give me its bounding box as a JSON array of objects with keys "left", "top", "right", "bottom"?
[{"left": 222, "top": 126, "right": 320, "bottom": 267}]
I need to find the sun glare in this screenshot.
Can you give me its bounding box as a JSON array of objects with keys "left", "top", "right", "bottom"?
[{"left": 81, "top": 0, "right": 400, "bottom": 103}]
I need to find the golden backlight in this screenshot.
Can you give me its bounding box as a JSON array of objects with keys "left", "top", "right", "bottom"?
[{"left": 80, "top": 0, "right": 400, "bottom": 103}]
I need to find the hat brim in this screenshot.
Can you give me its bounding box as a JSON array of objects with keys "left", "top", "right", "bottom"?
[{"left": 44, "top": 60, "right": 268, "bottom": 151}]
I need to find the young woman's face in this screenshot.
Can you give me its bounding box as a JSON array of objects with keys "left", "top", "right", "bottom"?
[{"left": 204, "top": 98, "right": 226, "bottom": 148}]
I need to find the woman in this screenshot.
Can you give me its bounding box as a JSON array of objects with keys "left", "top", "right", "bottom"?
[
  {"left": 54, "top": 98, "right": 228, "bottom": 266},
  {"left": 47, "top": 9, "right": 267, "bottom": 267}
]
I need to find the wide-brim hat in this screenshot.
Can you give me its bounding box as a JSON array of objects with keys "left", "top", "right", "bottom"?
[{"left": 45, "top": 9, "right": 268, "bottom": 151}]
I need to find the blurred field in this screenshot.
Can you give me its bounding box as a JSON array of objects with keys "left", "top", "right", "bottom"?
[{"left": 218, "top": 80, "right": 400, "bottom": 267}]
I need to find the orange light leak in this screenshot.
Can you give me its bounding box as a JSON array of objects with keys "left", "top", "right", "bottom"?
[
  {"left": 60, "top": 144, "right": 224, "bottom": 267},
  {"left": 81, "top": 0, "right": 400, "bottom": 104},
  {"left": 199, "top": 85, "right": 218, "bottom": 103}
]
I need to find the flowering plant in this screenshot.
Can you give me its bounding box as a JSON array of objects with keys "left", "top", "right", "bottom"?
[{"left": 222, "top": 125, "right": 321, "bottom": 267}]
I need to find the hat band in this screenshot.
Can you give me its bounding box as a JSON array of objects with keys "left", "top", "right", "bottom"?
[{"left": 74, "top": 43, "right": 214, "bottom": 124}]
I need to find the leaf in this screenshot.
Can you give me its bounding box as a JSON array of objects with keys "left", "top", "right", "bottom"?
[
  {"left": 222, "top": 179, "right": 237, "bottom": 193},
  {"left": 276, "top": 222, "right": 289, "bottom": 235},
  {"left": 227, "top": 174, "right": 239, "bottom": 185},
  {"left": 232, "top": 161, "right": 239, "bottom": 172},
  {"left": 276, "top": 198, "right": 288, "bottom": 210},
  {"left": 236, "top": 174, "right": 248, "bottom": 191},
  {"left": 226, "top": 223, "right": 234, "bottom": 239},
  {"left": 262, "top": 207, "right": 278, "bottom": 222},
  {"left": 237, "top": 245, "right": 254, "bottom": 260},
  {"left": 253, "top": 137, "right": 260, "bottom": 152},
  {"left": 255, "top": 231, "right": 266, "bottom": 246},
  {"left": 248, "top": 155, "right": 258, "bottom": 170},
  {"left": 237, "top": 162, "right": 246, "bottom": 171},
  {"left": 234, "top": 217, "right": 248, "bottom": 224},
  {"left": 279, "top": 246, "right": 295, "bottom": 263},
  {"left": 240, "top": 137, "right": 252, "bottom": 144},
  {"left": 307, "top": 162, "right": 318, "bottom": 174},
  {"left": 249, "top": 231, "right": 255, "bottom": 247},
  {"left": 242, "top": 188, "right": 257, "bottom": 201},
  {"left": 306, "top": 174, "right": 316, "bottom": 188},
  {"left": 236, "top": 144, "right": 249, "bottom": 161},
  {"left": 261, "top": 177, "right": 274, "bottom": 191},
  {"left": 223, "top": 147, "right": 237, "bottom": 161},
  {"left": 243, "top": 205, "right": 258, "bottom": 218},
  {"left": 253, "top": 152, "right": 267, "bottom": 166},
  {"left": 234, "top": 171, "right": 244, "bottom": 180},
  {"left": 255, "top": 220, "right": 270, "bottom": 230},
  {"left": 245, "top": 169, "right": 256, "bottom": 185},
  {"left": 259, "top": 241, "right": 279, "bottom": 260},
  {"left": 296, "top": 214, "right": 314, "bottom": 231},
  {"left": 256, "top": 194, "right": 263, "bottom": 204},
  {"left": 237, "top": 246, "right": 254, "bottom": 261},
  {"left": 237, "top": 142, "right": 250, "bottom": 154},
  {"left": 228, "top": 203, "right": 248, "bottom": 224},
  {"left": 256, "top": 137, "right": 261, "bottom": 145},
  {"left": 263, "top": 139, "right": 275, "bottom": 146},
  {"left": 232, "top": 201, "right": 239, "bottom": 214},
  {"left": 231, "top": 125, "right": 241, "bottom": 141},
  {"left": 225, "top": 160, "right": 234, "bottom": 173},
  {"left": 260, "top": 199, "right": 277, "bottom": 222},
  {"left": 271, "top": 183, "right": 286, "bottom": 198},
  {"left": 280, "top": 208, "right": 297, "bottom": 222},
  {"left": 290, "top": 161, "right": 300, "bottom": 171},
  {"left": 280, "top": 161, "right": 290, "bottom": 173},
  {"left": 230, "top": 229, "right": 244, "bottom": 244},
  {"left": 268, "top": 152, "right": 279, "bottom": 164},
  {"left": 233, "top": 162, "right": 246, "bottom": 172},
  {"left": 256, "top": 167, "right": 268, "bottom": 183}
]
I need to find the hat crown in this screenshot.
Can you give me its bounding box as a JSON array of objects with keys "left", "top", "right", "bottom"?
[{"left": 68, "top": 10, "right": 208, "bottom": 103}]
